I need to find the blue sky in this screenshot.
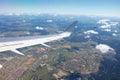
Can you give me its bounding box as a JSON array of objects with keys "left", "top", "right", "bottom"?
[{"left": 0, "top": 0, "right": 120, "bottom": 17}]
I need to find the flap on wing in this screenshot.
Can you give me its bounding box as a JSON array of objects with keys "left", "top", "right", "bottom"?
[
  {"left": 0, "top": 64, "right": 3, "bottom": 69},
  {"left": 41, "top": 43, "right": 51, "bottom": 48},
  {"left": 11, "top": 49, "right": 24, "bottom": 56}
]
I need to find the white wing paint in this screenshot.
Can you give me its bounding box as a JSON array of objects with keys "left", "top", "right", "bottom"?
[{"left": 0, "top": 21, "right": 78, "bottom": 55}]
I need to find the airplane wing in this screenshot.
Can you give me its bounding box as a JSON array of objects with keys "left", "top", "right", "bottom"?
[{"left": 0, "top": 21, "right": 78, "bottom": 55}]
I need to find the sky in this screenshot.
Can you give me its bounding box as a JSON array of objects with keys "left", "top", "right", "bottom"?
[{"left": 0, "top": 0, "right": 120, "bottom": 17}]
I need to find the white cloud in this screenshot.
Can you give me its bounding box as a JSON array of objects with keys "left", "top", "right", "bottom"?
[
  {"left": 0, "top": 64, "right": 3, "bottom": 69},
  {"left": 84, "top": 30, "right": 98, "bottom": 39},
  {"left": 97, "top": 19, "right": 110, "bottom": 24},
  {"left": 46, "top": 19, "right": 53, "bottom": 23},
  {"left": 112, "top": 33, "right": 117, "bottom": 36},
  {"left": 84, "top": 30, "right": 98, "bottom": 34},
  {"left": 96, "top": 44, "right": 115, "bottom": 54},
  {"left": 114, "top": 30, "right": 118, "bottom": 33},
  {"left": 85, "top": 35, "right": 90, "bottom": 38},
  {"left": 111, "top": 22, "right": 118, "bottom": 26},
  {"left": 26, "top": 31, "right": 30, "bottom": 35},
  {"left": 100, "top": 24, "right": 111, "bottom": 29},
  {"left": 35, "top": 26, "right": 44, "bottom": 30},
  {"left": 97, "top": 19, "right": 119, "bottom": 29},
  {"left": 103, "top": 29, "right": 111, "bottom": 32}
]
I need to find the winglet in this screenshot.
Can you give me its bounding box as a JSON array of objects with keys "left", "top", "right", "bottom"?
[
  {"left": 11, "top": 49, "right": 25, "bottom": 56},
  {"left": 65, "top": 21, "right": 78, "bottom": 32}
]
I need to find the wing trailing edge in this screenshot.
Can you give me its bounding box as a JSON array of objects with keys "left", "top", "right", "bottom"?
[
  {"left": 41, "top": 43, "right": 51, "bottom": 48},
  {"left": 11, "top": 49, "right": 24, "bottom": 56}
]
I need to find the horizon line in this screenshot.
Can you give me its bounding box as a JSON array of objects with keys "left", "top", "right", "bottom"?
[{"left": 0, "top": 12, "right": 120, "bottom": 18}]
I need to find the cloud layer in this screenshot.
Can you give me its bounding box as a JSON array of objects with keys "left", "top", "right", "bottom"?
[{"left": 97, "top": 19, "right": 118, "bottom": 29}]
